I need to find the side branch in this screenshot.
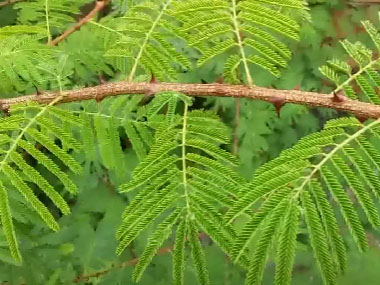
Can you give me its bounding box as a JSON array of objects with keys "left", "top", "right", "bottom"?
[
  {"left": 2, "top": 82, "right": 380, "bottom": 119},
  {"left": 0, "top": 0, "right": 21, "bottom": 8},
  {"left": 50, "top": 0, "right": 108, "bottom": 46},
  {"left": 73, "top": 232, "right": 208, "bottom": 283}
]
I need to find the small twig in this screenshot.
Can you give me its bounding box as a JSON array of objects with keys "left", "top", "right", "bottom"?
[
  {"left": 74, "top": 245, "right": 172, "bottom": 282},
  {"left": 349, "top": 0, "right": 380, "bottom": 5},
  {"left": 49, "top": 0, "right": 109, "bottom": 46},
  {"left": 0, "top": 0, "right": 21, "bottom": 8},
  {"left": 74, "top": 232, "right": 208, "bottom": 283}
]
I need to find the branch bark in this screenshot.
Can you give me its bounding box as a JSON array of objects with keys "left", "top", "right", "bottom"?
[
  {"left": 73, "top": 246, "right": 172, "bottom": 282},
  {"left": 3, "top": 82, "right": 380, "bottom": 119},
  {"left": 49, "top": 0, "right": 109, "bottom": 46},
  {"left": 0, "top": 0, "right": 21, "bottom": 8},
  {"left": 73, "top": 232, "right": 208, "bottom": 283}
]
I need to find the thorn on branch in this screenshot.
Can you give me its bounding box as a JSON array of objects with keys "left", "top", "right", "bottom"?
[
  {"left": 332, "top": 91, "right": 346, "bottom": 103},
  {"left": 1, "top": 106, "right": 10, "bottom": 117},
  {"left": 355, "top": 115, "right": 368, "bottom": 123},
  {"left": 272, "top": 97, "right": 285, "bottom": 118},
  {"left": 216, "top": 76, "right": 224, "bottom": 84},
  {"left": 33, "top": 84, "right": 44, "bottom": 96},
  {"left": 145, "top": 72, "right": 159, "bottom": 97},
  {"left": 149, "top": 71, "right": 159, "bottom": 85},
  {"left": 98, "top": 75, "right": 106, "bottom": 84},
  {"left": 95, "top": 93, "right": 105, "bottom": 103}
]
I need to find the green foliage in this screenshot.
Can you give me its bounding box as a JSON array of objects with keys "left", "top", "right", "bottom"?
[
  {"left": 0, "top": 34, "right": 51, "bottom": 92},
  {"left": 227, "top": 17, "right": 380, "bottom": 282},
  {"left": 0, "top": 101, "right": 82, "bottom": 263},
  {"left": 15, "top": 0, "right": 92, "bottom": 33},
  {"left": 228, "top": 115, "right": 380, "bottom": 284},
  {"left": 170, "top": 0, "right": 308, "bottom": 82},
  {"left": 103, "top": 0, "right": 191, "bottom": 81},
  {"left": 114, "top": 93, "right": 248, "bottom": 282},
  {"left": 320, "top": 19, "right": 380, "bottom": 103},
  {"left": 1, "top": 0, "right": 380, "bottom": 285}
]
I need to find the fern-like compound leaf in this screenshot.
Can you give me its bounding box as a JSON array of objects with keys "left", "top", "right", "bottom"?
[
  {"left": 230, "top": 114, "right": 380, "bottom": 283},
  {"left": 115, "top": 94, "right": 245, "bottom": 283},
  {"left": 103, "top": 0, "right": 190, "bottom": 81},
  {"left": 15, "top": 0, "right": 92, "bottom": 33},
  {"left": 320, "top": 17, "right": 380, "bottom": 103},
  {"left": 0, "top": 102, "right": 83, "bottom": 261},
  {"left": 231, "top": 187, "right": 291, "bottom": 263},
  {"left": 2, "top": 163, "right": 59, "bottom": 232},
  {"left": 0, "top": 35, "right": 50, "bottom": 92},
  {"left": 171, "top": 0, "right": 307, "bottom": 82}
]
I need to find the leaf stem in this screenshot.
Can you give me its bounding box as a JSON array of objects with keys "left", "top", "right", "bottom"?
[
  {"left": 128, "top": 0, "right": 171, "bottom": 81},
  {"left": 181, "top": 103, "right": 190, "bottom": 214},
  {"left": 45, "top": 0, "right": 51, "bottom": 44},
  {"left": 231, "top": 0, "right": 253, "bottom": 86}
]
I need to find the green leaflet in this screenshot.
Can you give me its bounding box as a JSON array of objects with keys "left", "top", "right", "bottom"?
[
  {"left": 132, "top": 208, "right": 183, "bottom": 282},
  {"left": 310, "top": 180, "right": 347, "bottom": 274},
  {"left": 245, "top": 196, "right": 290, "bottom": 285},
  {"left": 320, "top": 18, "right": 380, "bottom": 101},
  {"left": 189, "top": 219, "right": 210, "bottom": 285},
  {"left": 302, "top": 191, "right": 337, "bottom": 285},
  {"left": 274, "top": 199, "right": 300, "bottom": 285},
  {"left": 0, "top": 181, "right": 21, "bottom": 263},
  {"left": 321, "top": 167, "right": 368, "bottom": 252},
  {"left": 2, "top": 163, "right": 60, "bottom": 232},
  {"left": 173, "top": 217, "right": 188, "bottom": 285},
  {"left": 103, "top": 0, "right": 187, "bottom": 81}
]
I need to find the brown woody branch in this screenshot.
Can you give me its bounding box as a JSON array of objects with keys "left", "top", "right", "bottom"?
[
  {"left": 73, "top": 232, "right": 208, "bottom": 283},
  {"left": 73, "top": 245, "right": 173, "bottom": 282},
  {"left": 50, "top": 0, "right": 109, "bottom": 46},
  {"left": 0, "top": 0, "right": 21, "bottom": 8},
  {"left": 2, "top": 82, "right": 380, "bottom": 119}
]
